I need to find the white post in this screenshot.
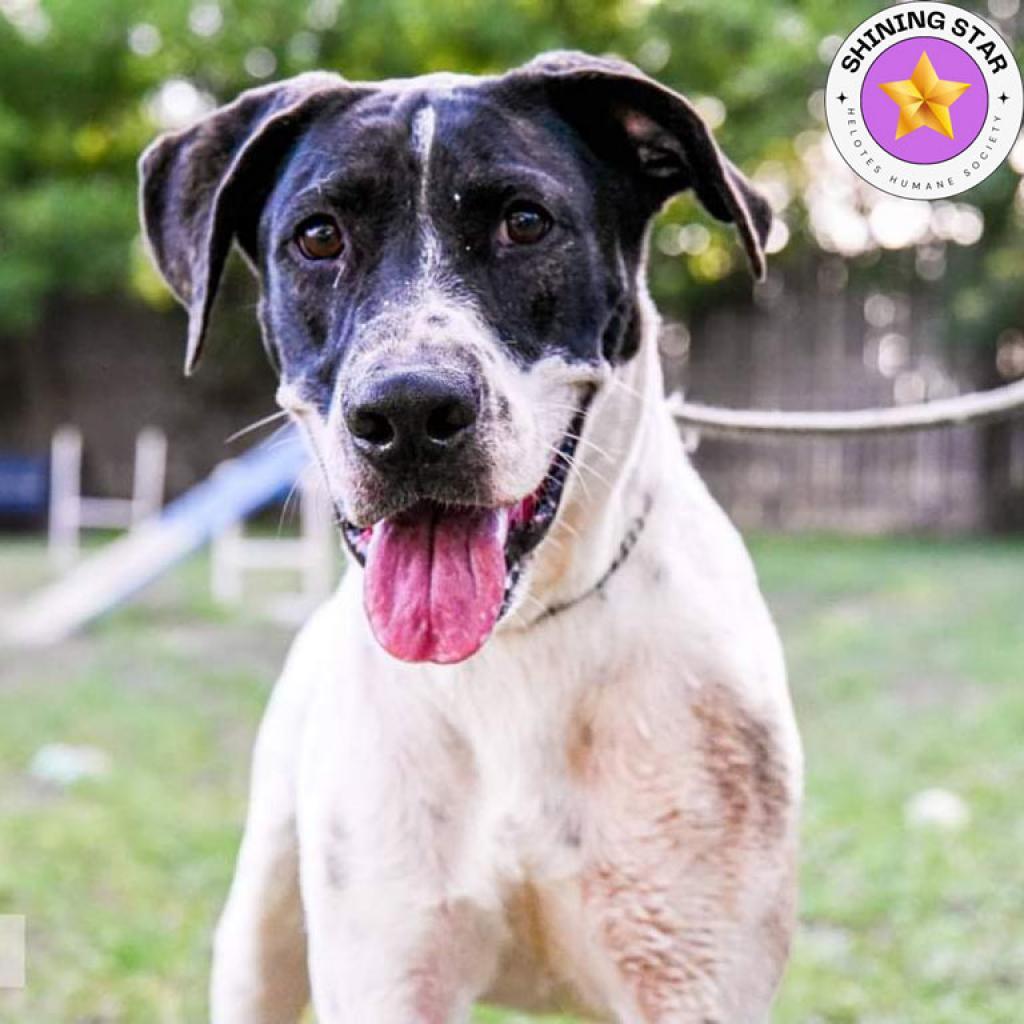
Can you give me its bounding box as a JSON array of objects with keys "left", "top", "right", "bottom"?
[
  {"left": 49, "top": 426, "right": 83, "bottom": 568},
  {"left": 132, "top": 427, "right": 167, "bottom": 525},
  {"left": 211, "top": 520, "right": 245, "bottom": 605},
  {"left": 209, "top": 465, "right": 337, "bottom": 609},
  {"left": 210, "top": 460, "right": 243, "bottom": 605}
]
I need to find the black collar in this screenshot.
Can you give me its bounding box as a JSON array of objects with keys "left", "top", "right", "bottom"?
[{"left": 533, "top": 493, "right": 653, "bottom": 623}]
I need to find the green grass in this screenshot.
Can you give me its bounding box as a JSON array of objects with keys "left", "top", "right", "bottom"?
[{"left": 0, "top": 534, "right": 1022, "bottom": 1022}]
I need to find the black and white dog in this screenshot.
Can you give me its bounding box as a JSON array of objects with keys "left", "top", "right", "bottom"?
[{"left": 140, "top": 51, "right": 802, "bottom": 1024}]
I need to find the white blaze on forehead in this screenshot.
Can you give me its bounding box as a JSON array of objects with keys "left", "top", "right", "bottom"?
[
  {"left": 410, "top": 103, "right": 444, "bottom": 279},
  {"left": 410, "top": 104, "right": 437, "bottom": 210}
]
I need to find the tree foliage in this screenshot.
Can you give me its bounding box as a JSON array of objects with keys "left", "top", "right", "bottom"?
[{"left": 0, "top": 0, "right": 1020, "bottom": 354}]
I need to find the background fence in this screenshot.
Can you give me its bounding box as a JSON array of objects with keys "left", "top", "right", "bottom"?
[
  {"left": 3, "top": 270, "right": 1023, "bottom": 534},
  {"left": 674, "top": 261, "right": 1024, "bottom": 532}
]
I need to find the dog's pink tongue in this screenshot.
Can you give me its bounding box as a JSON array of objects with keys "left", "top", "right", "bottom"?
[{"left": 364, "top": 504, "right": 509, "bottom": 664}]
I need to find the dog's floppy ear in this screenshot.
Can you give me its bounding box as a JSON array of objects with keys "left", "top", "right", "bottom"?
[
  {"left": 504, "top": 51, "right": 772, "bottom": 279},
  {"left": 138, "top": 72, "right": 352, "bottom": 373}
]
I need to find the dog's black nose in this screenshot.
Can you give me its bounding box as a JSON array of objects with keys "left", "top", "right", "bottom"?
[{"left": 345, "top": 369, "right": 479, "bottom": 467}]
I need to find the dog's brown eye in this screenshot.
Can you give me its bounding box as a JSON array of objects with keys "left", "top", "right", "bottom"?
[
  {"left": 296, "top": 216, "right": 343, "bottom": 260},
  {"left": 500, "top": 203, "right": 552, "bottom": 245}
]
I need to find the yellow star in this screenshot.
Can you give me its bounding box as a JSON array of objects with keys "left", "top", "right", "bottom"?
[{"left": 879, "top": 50, "right": 971, "bottom": 140}]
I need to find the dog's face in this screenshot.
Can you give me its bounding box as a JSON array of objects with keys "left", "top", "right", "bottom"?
[
  {"left": 260, "top": 81, "right": 646, "bottom": 522},
  {"left": 140, "top": 53, "right": 770, "bottom": 665}
]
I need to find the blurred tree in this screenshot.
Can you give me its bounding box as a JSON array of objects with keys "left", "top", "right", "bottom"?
[{"left": 0, "top": 0, "right": 1021, "bottom": 364}]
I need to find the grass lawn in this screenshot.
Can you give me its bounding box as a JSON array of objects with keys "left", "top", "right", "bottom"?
[{"left": 0, "top": 534, "right": 1022, "bottom": 1022}]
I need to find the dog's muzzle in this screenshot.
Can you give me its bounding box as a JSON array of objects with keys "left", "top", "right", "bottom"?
[{"left": 339, "top": 382, "right": 593, "bottom": 667}]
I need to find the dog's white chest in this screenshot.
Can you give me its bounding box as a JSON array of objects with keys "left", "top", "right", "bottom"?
[{"left": 288, "top": 509, "right": 800, "bottom": 1021}]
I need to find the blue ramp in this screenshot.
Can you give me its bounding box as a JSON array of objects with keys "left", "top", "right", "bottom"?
[{"left": 2, "top": 428, "right": 311, "bottom": 647}]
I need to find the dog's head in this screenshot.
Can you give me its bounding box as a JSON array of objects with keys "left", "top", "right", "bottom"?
[{"left": 140, "top": 52, "right": 770, "bottom": 665}]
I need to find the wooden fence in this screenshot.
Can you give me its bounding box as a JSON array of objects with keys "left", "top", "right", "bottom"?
[{"left": 669, "top": 265, "right": 1023, "bottom": 533}]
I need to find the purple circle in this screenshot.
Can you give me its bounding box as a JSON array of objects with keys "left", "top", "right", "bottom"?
[{"left": 861, "top": 36, "right": 988, "bottom": 165}]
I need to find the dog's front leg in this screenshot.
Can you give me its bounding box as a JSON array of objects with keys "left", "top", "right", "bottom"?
[
  {"left": 301, "top": 876, "right": 499, "bottom": 1024},
  {"left": 296, "top": 687, "right": 504, "bottom": 1024},
  {"left": 210, "top": 630, "right": 321, "bottom": 1024}
]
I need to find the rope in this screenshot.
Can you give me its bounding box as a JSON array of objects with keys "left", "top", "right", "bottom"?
[{"left": 668, "top": 377, "right": 1024, "bottom": 439}]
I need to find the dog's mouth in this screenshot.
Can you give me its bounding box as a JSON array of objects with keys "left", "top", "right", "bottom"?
[{"left": 341, "top": 402, "right": 589, "bottom": 665}]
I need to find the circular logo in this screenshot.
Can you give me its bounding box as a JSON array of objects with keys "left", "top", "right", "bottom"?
[{"left": 826, "top": 2, "right": 1023, "bottom": 199}]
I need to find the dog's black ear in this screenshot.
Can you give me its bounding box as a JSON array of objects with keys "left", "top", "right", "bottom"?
[
  {"left": 139, "top": 72, "right": 352, "bottom": 373},
  {"left": 504, "top": 51, "right": 772, "bottom": 279}
]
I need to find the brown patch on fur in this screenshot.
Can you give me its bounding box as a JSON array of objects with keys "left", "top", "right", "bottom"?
[
  {"left": 690, "top": 684, "right": 790, "bottom": 842},
  {"left": 408, "top": 899, "right": 512, "bottom": 1022},
  {"left": 517, "top": 883, "right": 550, "bottom": 964},
  {"left": 575, "top": 683, "right": 796, "bottom": 1020},
  {"left": 488, "top": 885, "right": 597, "bottom": 1017},
  {"left": 582, "top": 862, "right": 721, "bottom": 1021},
  {"left": 566, "top": 718, "right": 594, "bottom": 781},
  {"left": 405, "top": 904, "right": 467, "bottom": 1024}
]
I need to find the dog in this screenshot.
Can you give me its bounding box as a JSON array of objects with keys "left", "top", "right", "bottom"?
[{"left": 140, "top": 51, "right": 803, "bottom": 1024}]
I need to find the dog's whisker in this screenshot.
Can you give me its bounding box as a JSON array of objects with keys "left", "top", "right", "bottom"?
[
  {"left": 564, "top": 432, "right": 617, "bottom": 462},
  {"left": 539, "top": 532, "right": 565, "bottom": 553},
  {"left": 546, "top": 445, "right": 587, "bottom": 487},
  {"left": 548, "top": 448, "right": 594, "bottom": 501},
  {"left": 513, "top": 591, "right": 550, "bottom": 620},
  {"left": 554, "top": 517, "right": 581, "bottom": 542},
  {"left": 570, "top": 452, "right": 615, "bottom": 488},
  {"left": 553, "top": 447, "right": 614, "bottom": 491},
  {"left": 277, "top": 475, "right": 303, "bottom": 536},
  {"left": 538, "top": 400, "right": 589, "bottom": 414},
  {"left": 609, "top": 375, "right": 650, "bottom": 403},
  {"left": 576, "top": 464, "right": 613, "bottom": 491},
  {"left": 531, "top": 400, "right": 622, "bottom": 468},
  {"left": 506, "top": 606, "right": 532, "bottom": 628},
  {"left": 224, "top": 412, "right": 291, "bottom": 445}
]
